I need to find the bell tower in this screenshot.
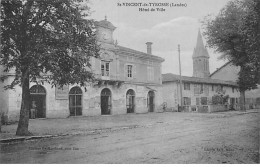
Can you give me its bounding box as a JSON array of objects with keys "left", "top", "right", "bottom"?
[
  {"left": 192, "top": 29, "right": 210, "bottom": 78},
  {"left": 95, "top": 16, "right": 116, "bottom": 44}
]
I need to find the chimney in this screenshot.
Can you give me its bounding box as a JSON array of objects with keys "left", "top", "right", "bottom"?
[{"left": 146, "top": 42, "right": 153, "bottom": 54}]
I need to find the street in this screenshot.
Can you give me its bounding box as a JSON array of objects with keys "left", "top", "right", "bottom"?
[{"left": 0, "top": 111, "right": 259, "bottom": 163}]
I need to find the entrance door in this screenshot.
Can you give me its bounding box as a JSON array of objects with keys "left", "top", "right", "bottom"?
[
  {"left": 126, "top": 89, "right": 135, "bottom": 113},
  {"left": 148, "top": 91, "right": 155, "bottom": 112},
  {"left": 69, "top": 87, "right": 83, "bottom": 116},
  {"left": 230, "top": 98, "right": 235, "bottom": 110},
  {"left": 101, "top": 88, "right": 112, "bottom": 115},
  {"left": 30, "top": 85, "right": 46, "bottom": 119}
]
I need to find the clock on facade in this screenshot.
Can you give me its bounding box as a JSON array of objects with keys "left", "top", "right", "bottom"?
[{"left": 102, "top": 32, "right": 109, "bottom": 40}]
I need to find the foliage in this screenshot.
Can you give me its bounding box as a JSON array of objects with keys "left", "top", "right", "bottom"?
[
  {"left": 212, "top": 87, "right": 229, "bottom": 105},
  {"left": 201, "top": 97, "right": 208, "bottom": 105},
  {"left": 1, "top": 0, "right": 100, "bottom": 88},
  {"left": 1, "top": 0, "right": 100, "bottom": 135},
  {"left": 202, "top": 0, "right": 260, "bottom": 92}
]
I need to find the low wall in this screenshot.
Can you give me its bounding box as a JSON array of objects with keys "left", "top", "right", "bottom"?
[
  {"left": 165, "top": 103, "right": 258, "bottom": 113},
  {"left": 209, "top": 105, "right": 229, "bottom": 112},
  {"left": 195, "top": 105, "right": 230, "bottom": 113},
  {"left": 197, "top": 105, "right": 209, "bottom": 113}
]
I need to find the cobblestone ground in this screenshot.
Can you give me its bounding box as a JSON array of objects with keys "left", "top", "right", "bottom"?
[{"left": 0, "top": 110, "right": 259, "bottom": 163}]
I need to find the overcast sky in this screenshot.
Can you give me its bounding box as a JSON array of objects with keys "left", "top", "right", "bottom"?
[{"left": 88, "top": 0, "right": 231, "bottom": 76}]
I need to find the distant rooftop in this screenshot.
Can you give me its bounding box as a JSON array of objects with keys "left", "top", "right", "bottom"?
[
  {"left": 117, "top": 45, "right": 165, "bottom": 62},
  {"left": 162, "top": 73, "right": 237, "bottom": 87},
  {"left": 210, "top": 61, "right": 232, "bottom": 77}
]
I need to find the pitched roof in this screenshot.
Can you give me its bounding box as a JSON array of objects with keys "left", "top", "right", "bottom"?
[
  {"left": 210, "top": 61, "right": 260, "bottom": 84},
  {"left": 94, "top": 19, "right": 116, "bottom": 30},
  {"left": 162, "top": 73, "right": 237, "bottom": 86},
  {"left": 192, "top": 29, "right": 209, "bottom": 58},
  {"left": 117, "top": 45, "right": 165, "bottom": 62},
  {"left": 210, "top": 61, "right": 232, "bottom": 77}
]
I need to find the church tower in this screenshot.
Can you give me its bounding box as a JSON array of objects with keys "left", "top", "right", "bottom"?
[{"left": 192, "top": 29, "right": 210, "bottom": 78}]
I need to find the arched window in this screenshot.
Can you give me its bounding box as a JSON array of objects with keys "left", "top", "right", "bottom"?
[
  {"left": 147, "top": 91, "right": 155, "bottom": 112},
  {"left": 126, "top": 89, "right": 135, "bottom": 113},
  {"left": 30, "top": 85, "right": 46, "bottom": 94},
  {"left": 101, "top": 88, "right": 112, "bottom": 115},
  {"left": 69, "top": 87, "right": 82, "bottom": 116}
]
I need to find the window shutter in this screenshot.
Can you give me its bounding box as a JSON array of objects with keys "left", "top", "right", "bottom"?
[
  {"left": 204, "top": 85, "right": 209, "bottom": 96},
  {"left": 124, "top": 64, "right": 127, "bottom": 80},
  {"left": 151, "top": 67, "right": 154, "bottom": 81},
  {"left": 194, "top": 84, "right": 199, "bottom": 95},
  {"left": 133, "top": 65, "right": 137, "bottom": 79}
]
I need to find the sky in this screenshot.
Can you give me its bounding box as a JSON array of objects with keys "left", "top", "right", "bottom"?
[{"left": 87, "top": 0, "right": 232, "bottom": 76}]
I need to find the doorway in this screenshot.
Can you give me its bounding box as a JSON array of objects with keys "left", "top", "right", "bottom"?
[
  {"left": 230, "top": 98, "right": 235, "bottom": 110},
  {"left": 69, "top": 87, "right": 82, "bottom": 116},
  {"left": 147, "top": 91, "right": 155, "bottom": 112},
  {"left": 126, "top": 89, "right": 135, "bottom": 113},
  {"left": 29, "top": 85, "right": 46, "bottom": 119},
  {"left": 101, "top": 88, "right": 112, "bottom": 115}
]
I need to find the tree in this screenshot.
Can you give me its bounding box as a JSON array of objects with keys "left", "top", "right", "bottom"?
[
  {"left": 202, "top": 0, "right": 260, "bottom": 111},
  {"left": 212, "top": 87, "right": 229, "bottom": 105},
  {"left": 1, "top": 0, "right": 100, "bottom": 136}
]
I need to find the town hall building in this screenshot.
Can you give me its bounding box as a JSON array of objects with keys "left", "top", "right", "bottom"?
[{"left": 0, "top": 18, "right": 165, "bottom": 122}]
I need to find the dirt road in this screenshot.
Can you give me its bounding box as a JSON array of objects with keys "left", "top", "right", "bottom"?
[{"left": 0, "top": 111, "right": 259, "bottom": 163}]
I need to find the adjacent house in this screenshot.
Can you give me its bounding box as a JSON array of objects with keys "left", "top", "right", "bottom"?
[
  {"left": 210, "top": 61, "right": 260, "bottom": 109},
  {"left": 162, "top": 30, "right": 240, "bottom": 112},
  {"left": 0, "top": 18, "right": 165, "bottom": 122},
  {"left": 162, "top": 73, "right": 240, "bottom": 112}
]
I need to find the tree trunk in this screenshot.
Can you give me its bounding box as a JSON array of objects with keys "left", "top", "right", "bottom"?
[
  {"left": 16, "top": 70, "right": 32, "bottom": 136},
  {"left": 239, "top": 90, "right": 246, "bottom": 112},
  {"left": 0, "top": 113, "right": 2, "bottom": 133}
]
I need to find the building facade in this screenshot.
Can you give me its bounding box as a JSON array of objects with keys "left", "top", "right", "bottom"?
[
  {"left": 162, "top": 74, "right": 240, "bottom": 112},
  {"left": 210, "top": 61, "right": 260, "bottom": 109},
  {"left": 162, "top": 30, "right": 240, "bottom": 112},
  {"left": 0, "top": 18, "right": 165, "bottom": 122}
]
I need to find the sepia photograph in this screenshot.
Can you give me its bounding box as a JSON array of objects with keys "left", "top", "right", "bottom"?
[{"left": 0, "top": 0, "right": 259, "bottom": 164}]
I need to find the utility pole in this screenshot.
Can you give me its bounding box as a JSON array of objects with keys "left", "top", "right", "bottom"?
[{"left": 178, "top": 44, "right": 183, "bottom": 111}]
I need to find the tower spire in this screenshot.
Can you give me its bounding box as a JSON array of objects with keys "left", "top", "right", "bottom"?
[
  {"left": 196, "top": 29, "right": 204, "bottom": 51},
  {"left": 192, "top": 29, "right": 210, "bottom": 78},
  {"left": 193, "top": 29, "right": 209, "bottom": 58}
]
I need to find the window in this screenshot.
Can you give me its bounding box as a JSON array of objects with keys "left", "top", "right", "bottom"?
[
  {"left": 101, "top": 61, "right": 110, "bottom": 77},
  {"left": 183, "top": 97, "right": 191, "bottom": 105},
  {"left": 212, "top": 85, "right": 214, "bottom": 91},
  {"left": 127, "top": 65, "right": 133, "bottom": 78},
  {"left": 232, "top": 87, "right": 234, "bottom": 93},
  {"left": 201, "top": 97, "right": 207, "bottom": 105},
  {"left": 200, "top": 84, "right": 204, "bottom": 94},
  {"left": 184, "top": 83, "right": 190, "bottom": 90}
]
